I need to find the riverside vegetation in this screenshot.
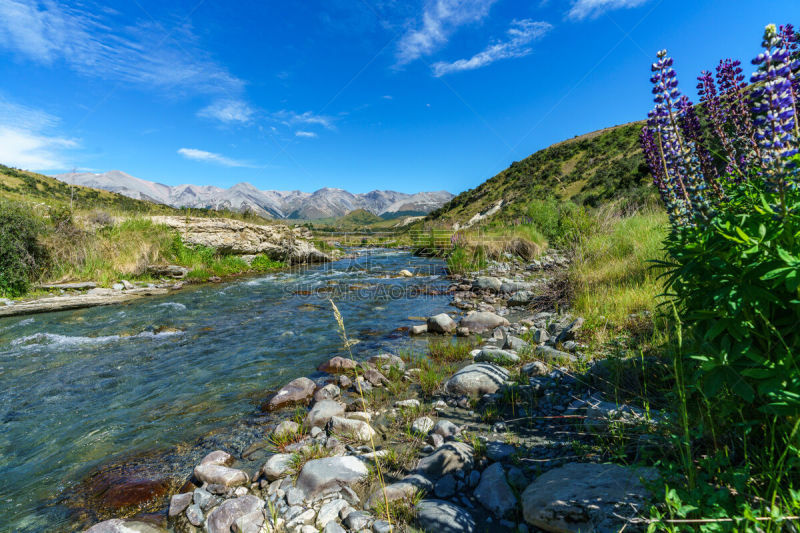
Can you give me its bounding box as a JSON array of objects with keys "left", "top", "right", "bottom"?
[
  {"left": 3, "top": 21, "right": 800, "bottom": 533},
  {"left": 0, "top": 166, "right": 314, "bottom": 299}
]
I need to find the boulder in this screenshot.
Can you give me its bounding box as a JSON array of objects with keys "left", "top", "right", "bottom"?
[
  {"left": 267, "top": 377, "right": 316, "bottom": 410},
  {"left": 151, "top": 216, "right": 330, "bottom": 263},
  {"left": 273, "top": 420, "right": 300, "bottom": 437},
  {"left": 206, "top": 495, "right": 265, "bottom": 533},
  {"left": 444, "top": 363, "right": 509, "bottom": 397},
  {"left": 200, "top": 450, "right": 234, "bottom": 467},
  {"left": 459, "top": 312, "right": 509, "bottom": 334},
  {"left": 583, "top": 398, "right": 648, "bottom": 433},
  {"left": 431, "top": 420, "right": 460, "bottom": 439},
  {"left": 316, "top": 498, "right": 350, "bottom": 529},
  {"left": 329, "top": 416, "right": 376, "bottom": 442},
  {"left": 415, "top": 500, "right": 476, "bottom": 533},
  {"left": 296, "top": 456, "right": 369, "bottom": 497},
  {"left": 535, "top": 345, "right": 577, "bottom": 363},
  {"left": 427, "top": 313, "right": 457, "bottom": 334},
  {"left": 474, "top": 348, "right": 519, "bottom": 366},
  {"left": 314, "top": 383, "right": 341, "bottom": 402},
  {"left": 305, "top": 400, "right": 346, "bottom": 429},
  {"left": 554, "top": 317, "right": 584, "bottom": 344},
  {"left": 233, "top": 509, "right": 267, "bottom": 533},
  {"left": 521, "top": 361, "right": 548, "bottom": 377},
  {"left": 410, "top": 324, "right": 428, "bottom": 335},
  {"left": 399, "top": 269, "right": 414, "bottom": 277},
  {"left": 508, "top": 291, "right": 534, "bottom": 306},
  {"left": 193, "top": 464, "right": 249, "bottom": 488},
  {"left": 261, "top": 453, "right": 294, "bottom": 481},
  {"left": 474, "top": 462, "right": 517, "bottom": 518},
  {"left": 369, "top": 353, "right": 405, "bottom": 371},
  {"left": 395, "top": 399, "right": 420, "bottom": 409},
  {"left": 473, "top": 277, "right": 502, "bottom": 291},
  {"left": 168, "top": 492, "right": 193, "bottom": 517},
  {"left": 485, "top": 441, "right": 515, "bottom": 461},
  {"left": 366, "top": 474, "right": 433, "bottom": 509},
  {"left": 411, "top": 416, "right": 435, "bottom": 435},
  {"left": 318, "top": 356, "right": 358, "bottom": 374},
  {"left": 415, "top": 442, "right": 473, "bottom": 480},
  {"left": 521, "top": 463, "right": 658, "bottom": 533},
  {"left": 363, "top": 368, "right": 389, "bottom": 387}
]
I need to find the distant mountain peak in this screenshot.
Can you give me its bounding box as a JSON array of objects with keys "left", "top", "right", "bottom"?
[{"left": 53, "top": 171, "right": 454, "bottom": 220}]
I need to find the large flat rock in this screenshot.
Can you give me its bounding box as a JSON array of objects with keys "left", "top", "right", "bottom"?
[
  {"left": 296, "top": 456, "right": 369, "bottom": 497},
  {"left": 444, "top": 363, "right": 509, "bottom": 397},
  {"left": 521, "top": 462, "right": 658, "bottom": 532}
]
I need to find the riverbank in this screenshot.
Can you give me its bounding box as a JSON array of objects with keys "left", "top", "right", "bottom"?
[{"left": 79, "top": 246, "right": 667, "bottom": 533}]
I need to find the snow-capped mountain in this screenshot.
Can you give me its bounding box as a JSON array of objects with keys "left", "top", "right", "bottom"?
[{"left": 54, "top": 171, "right": 453, "bottom": 219}]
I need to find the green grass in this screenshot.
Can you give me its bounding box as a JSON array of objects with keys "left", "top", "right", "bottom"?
[{"left": 570, "top": 209, "right": 668, "bottom": 328}]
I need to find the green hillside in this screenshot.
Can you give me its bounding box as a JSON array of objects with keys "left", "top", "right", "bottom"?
[
  {"left": 424, "top": 122, "right": 653, "bottom": 226},
  {"left": 0, "top": 164, "right": 178, "bottom": 213}
]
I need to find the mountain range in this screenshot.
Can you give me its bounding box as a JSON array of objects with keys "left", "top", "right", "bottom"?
[{"left": 53, "top": 171, "right": 454, "bottom": 220}]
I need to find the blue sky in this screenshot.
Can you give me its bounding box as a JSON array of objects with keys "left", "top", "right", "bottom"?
[{"left": 0, "top": 0, "right": 798, "bottom": 194}]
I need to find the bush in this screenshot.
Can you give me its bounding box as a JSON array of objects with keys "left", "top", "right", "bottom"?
[{"left": 0, "top": 201, "right": 48, "bottom": 296}]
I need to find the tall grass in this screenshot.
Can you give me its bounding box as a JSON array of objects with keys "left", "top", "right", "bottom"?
[{"left": 569, "top": 209, "right": 667, "bottom": 327}]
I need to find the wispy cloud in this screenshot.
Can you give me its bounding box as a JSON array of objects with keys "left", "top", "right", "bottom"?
[
  {"left": 396, "top": 0, "right": 498, "bottom": 66},
  {"left": 295, "top": 131, "right": 317, "bottom": 138},
  {"left": 432, "top": 19, "right": 552, "bottom": 76},
  {"left": 177, "top": 148, "right": 249, "bottom": 167},
  {"left": 198, "top": 99, "right": 254, "bottom": 124},
  {"left": 273, "top": 110, "right": 336, "bottom": 131},
  {"left": 566, "top": 0, "right": 649, "bottom": 20},
  {"left": 0, "top": 0, "right": 246, "bottom": 120},
  {"left": 382, "top": 95, "right": 393, "bottom": 100},
  {"left": 0, "top": 96, "right": 77, "bottom": 170}
]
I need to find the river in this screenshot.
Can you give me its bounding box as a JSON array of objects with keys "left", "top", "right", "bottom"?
[{"left": 0, "top": 249, "right": 451, "bottom": 532}]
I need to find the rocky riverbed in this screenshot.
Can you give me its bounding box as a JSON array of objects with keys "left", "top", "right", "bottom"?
[{"left": 80, "top": 250, "right": 663, "bottom": 533}]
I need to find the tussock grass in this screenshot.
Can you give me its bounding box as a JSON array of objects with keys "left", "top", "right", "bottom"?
[{"left": 569, "top": 209, "right": 667, "bottom": 328}]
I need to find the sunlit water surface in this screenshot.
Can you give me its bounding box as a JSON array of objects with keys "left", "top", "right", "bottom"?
[{"left": 0, "top": 250, "right": 450, "bottom": 532}]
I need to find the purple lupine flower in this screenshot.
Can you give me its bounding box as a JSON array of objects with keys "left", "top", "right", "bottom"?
[
  {"left": 649, "top": 49, "right": 714, "bottom": 223},
  {"left": 677, "top": 95, "right": 722, "bottom": 198},
  {"left": 751, "top": 24, "right": 799, "bottom": 196},
  {"left": 640, "top": 124, "right": 677, "bottom": 223},
  {"left": 697, "top": 70, "right": 736, "bottom": 163},
  {"left": 717, "top": 58, "right": 761, "bottom": 167}
]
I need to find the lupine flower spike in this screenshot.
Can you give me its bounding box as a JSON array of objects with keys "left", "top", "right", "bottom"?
[{"left": 751, "top": 23, "right": 799, "bottom": 204}]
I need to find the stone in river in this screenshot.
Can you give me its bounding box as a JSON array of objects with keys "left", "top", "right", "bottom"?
[
  {"left": 296, "top": 456, "right": 369, "bottom": 497},
  {"left": 267, "top": 377, "right": 316, "bottom": 410},
  {"left": 193, "top": 463, "right": 249, "bottom": 488},
  {"left": 200, "top": 450, "right": 234, "bottom": 466},
  {"left": 427, "top": 313, "right": 457, "bottom": 334},
  {"left": 318, "top": 356, "right": 358, "bottom": 373},
  {"left": 168, "top": 492, "right": 193, "bottom": 517}
]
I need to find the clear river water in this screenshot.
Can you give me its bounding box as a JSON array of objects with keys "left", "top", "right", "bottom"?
[{"left": 0, "top": 250, "right": 450, "bottom": 532}]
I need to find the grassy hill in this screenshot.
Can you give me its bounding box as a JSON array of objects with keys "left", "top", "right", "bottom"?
[{"left": 424, "top": 122, "right": 653, "bottom": 226}]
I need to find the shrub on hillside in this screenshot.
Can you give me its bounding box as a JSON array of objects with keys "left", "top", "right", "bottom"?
[{"left": 0, "top": 201, "right": 48, "bottom": 296}]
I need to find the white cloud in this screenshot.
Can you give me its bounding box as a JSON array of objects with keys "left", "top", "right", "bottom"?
[
  {"left": 567, "top": 0, "right": 649, "bottom": 20},
  {"left": 273, "top": 110, "right": 336, "bottom": 131},
  {"left": 295, "top": 131, "right": 317, "bottom": 138},
  {"left": 0, "top": 96, "right": 77, "bottom": 170},
  {"left": 396, "top": 0, "right": 498, "bottom": 65},
  {"left": 432, "top": 19, "right": 552, "bottom": 76},
  {"left": 198, "top": 99, "right": 254, "bottom": 124},
  {"left": 382, "top": 95, "right": 393, "bottom": 100},
  {"left": 177, "top": 148, "right": 249, "bottom": 167},
  {"left": 0, "top": 0, "right": 243, "bottom": 95}
]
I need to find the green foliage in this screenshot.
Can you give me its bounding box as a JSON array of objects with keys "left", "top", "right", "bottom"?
[
  {"left": 654, "top": 181, "right": 800, "bottom": 528},
  {"left": 662, "top": 185, "right": 800, "bottom": 419},
  {"left": 428, "top": 338, "right": 475, "bottom": 362},
  {"left": 446, "top": 244, "right": 487, "bottom": 275},
  {"left": 250, "top": 255, "right": 285, "bottom": 272},
  {"left": 0, "top": 201, "right": 48, "bottom": 296}
]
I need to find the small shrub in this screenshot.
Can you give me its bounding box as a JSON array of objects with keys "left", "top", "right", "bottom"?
[
  {"left": 251, "top": 255, "right": 285, "bottom": 272},
  {"left": 0, "top": 201, "right": 48, "bottom": 296}
]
